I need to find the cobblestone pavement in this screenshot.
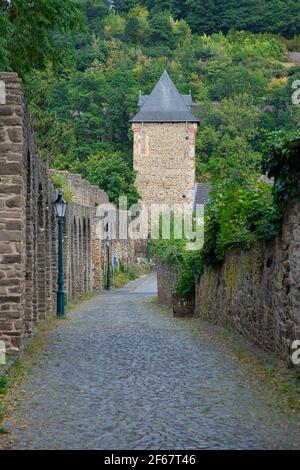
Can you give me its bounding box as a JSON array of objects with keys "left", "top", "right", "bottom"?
[{"left": 2, "top": 274, "right": 300, "bottom": 449}]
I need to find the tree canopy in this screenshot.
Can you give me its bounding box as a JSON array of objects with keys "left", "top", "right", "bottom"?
[
  {"left": 0, "top": 0, "right": 83, "bottom": 76},
  {"left": 1, "top": 0, "right": 299, "bottom": 208},
  {"left": 112, "top": 0, "right": 300, "bottom": 38}
]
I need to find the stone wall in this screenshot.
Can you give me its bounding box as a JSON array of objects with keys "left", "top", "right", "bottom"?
[
  {"left": 157, "top": 259, "right": 179, "bottom": 308},
  {"left": 195, "top": 197, "right": 300, "bottom": 365},
  {"left": 0, "top": 73, "right": 135, "bottom": 354},
  {"left": 132, "top": 123, "right": 197, "bottom": 209},
  {"left": 156, "top": 176, "right": 300, "bottom": 365}
]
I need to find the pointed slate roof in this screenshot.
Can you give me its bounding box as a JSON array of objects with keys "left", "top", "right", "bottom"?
[{"left": 131, "top": 71, "right": 200, "bottom": 123}]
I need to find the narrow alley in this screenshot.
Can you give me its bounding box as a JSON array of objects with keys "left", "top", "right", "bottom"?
[{"left": 2, "top": 274, "right": 300, "bottom": 450}]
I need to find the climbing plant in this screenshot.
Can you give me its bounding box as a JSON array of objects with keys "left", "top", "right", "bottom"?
[
  {"left": 262, "top": 130, "right": 300, "bottom": 211},
  {"left": 155, "top": 134, "right": 300, "bottom": 294}
]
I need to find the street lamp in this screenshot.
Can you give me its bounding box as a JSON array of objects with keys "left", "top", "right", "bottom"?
[
  {"left": 54, "top": 194, "right": 68, "bottom": 317},
  {"left": 147, "top": 236, "right": 151, "bottom": 263},
  {"left": 106, "top": 237, "right": 111, "bottom": 291}
]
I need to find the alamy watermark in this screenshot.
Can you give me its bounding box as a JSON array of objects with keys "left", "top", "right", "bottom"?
[
  {"left": 96, "top": 197, "right": 205, "bottom": 251},
  {"left": 292, "top": 80, "right": 300, "bottom": 105},
  {"left": 291, "top": 340, "right": 300, "bottom": 366},
  {"left": 0, "top": 80, "right": 6, "bottom": 105},
  {"left": 0, "top": 340, "right": 6, "bottom": 365}
]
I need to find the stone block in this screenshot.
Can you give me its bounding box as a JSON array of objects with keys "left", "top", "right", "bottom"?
[
  {"left": 0, "top": 295, "right": 21, "bottom": 304},
  {"left": 0, "top": 142, "right": 23, "bottom": 154},
  {"left": 1, "top": 254, "right": 22, "bottom": 264},
  {"left": 0, "top": 116, "right": 23, "bottom": 126},
  {"left": 6, "top": 220, "right": 21, "bottom": 230},
  {"left": 0, "top": 105, "right": 13, "bottom": 116},
  {"left": 5, "top": 196, "right": 22, "bottom": 208},
  {"left": 0, "top": 231, "right": 22, "bottom": 242},
  {"left": 0, "top": 162, "right": 23, "bottom": 175},
  {"left": 0, "top": 184, "right": 22, "bottom": 195},
  {"left": 7, "top": 127, "right": 23, "bottom": 143}
]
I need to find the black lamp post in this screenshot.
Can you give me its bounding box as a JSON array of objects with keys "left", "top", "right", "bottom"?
[
  {"left": 106, "top": 237, "right": 111, "bottom": 291},
  {"left": 147, "top": 237, "right": 151, "bottom": 263},
  {"left": 54, "top": 194, "right": 68, "bottom": 317}
]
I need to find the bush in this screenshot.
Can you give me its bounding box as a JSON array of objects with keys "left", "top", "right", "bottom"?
[
  {"left": 111, "top": 265, "right": 138, "bottom": 288},
  {"left": 283, "top": 35, "right": 300, "bottom": 52},
  {"left": 202, "top": 180, "right": 281, "bottom": 265},
  {"left": 50, "top": 172, "right": 74, "bottom": 202},
  {"left": 261, "top": 130, "right": 300, "bottom": 211}
]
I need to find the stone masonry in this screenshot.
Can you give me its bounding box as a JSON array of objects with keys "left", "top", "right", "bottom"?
[
  {"left": 0, "top": 73, "right": 135, "bottom": 354},
  {"left": 157, "top": 176, "right": 300, "bottom": 367},
  {"left": 131, "top": 71, "right": 199, "bottom": 212},
  {"left": 132, "top": 123, "right": 197, "bottom": 208},
  {"left": 157, "top": 258, "right": 179, "bottom": 308},
  {"left": 195, "top": 195, "right": 300, "bottom": 365}
]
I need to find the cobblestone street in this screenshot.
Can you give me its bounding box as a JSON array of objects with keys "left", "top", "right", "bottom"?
[{"left": 2, "top": 274, "right": 300, "bottom": 450}]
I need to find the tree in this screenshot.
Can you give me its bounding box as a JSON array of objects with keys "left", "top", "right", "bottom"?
[
  {"left": 112, "top": 0, "right": 140, "bottom": 13},
  {"left": 184, "top": 0, "right": 226, "bottom": 34},
  {"left": 209, "top": 64, "right": 267, "bottom": 101},
  {"left": 148, "top": 0, "right": 184, "bottom": 18},
  {"left": 0, "top": 0, "right": 84, "bottom": 76},
  {"left": 0, "top": 9, "right": 11, "bottom": 70},
  {"left": 125, "top": 5, "right": 150, "bottom": 44},
  {"left": 148, "top": 11, "right": 176, "bottom": 48},
  {"left": 71, "top": 151, "right": 140, "bottom": 206},
  {"left": 103, "top": 12, "right": 126, "bottom": 39},
  {"left": 82, "top": 0, "right": 110, "bottom": 33},
  {"left": 115, "top": 0, "right": 300, "bottom": 38},
  {"left": 24, "top": 4, "right": 298, "bottom": 213},
  {"left": 196, "top": 95, "right": 261, "bottom": 183}
]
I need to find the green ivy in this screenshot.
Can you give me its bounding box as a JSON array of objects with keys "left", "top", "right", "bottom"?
[
  {"left": 202, "top": 180, "right": 282, "bottom": 265},
  {"left": 50, "top": 172, "right": 74, "bottom": 202},
  {"left": 261, "top": 130, "right": 300, "bottom": 211},
  {"left": 155, "top": 134, "right": 300, "bottom": 294}
]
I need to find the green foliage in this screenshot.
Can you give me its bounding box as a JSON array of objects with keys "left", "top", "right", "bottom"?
[
  {"left": 69, "top": 151, "right": 139, "bottom": 206},
  {"left": 261, "top": 130, "right": 300, "bottom": 210},
  {"left": 0, "top": 0, "right": 84, "bottom": 77},
  {"left": 154, "top": 176, "right": 282, "bottom": 294},
  {"left": 153, "top": 215, "right": 204, "bottom": 294},
  {"left": 103, "top": 12, "right": 126, "bottom": 39},
  {"left": 113, "top": 1, "right": 300, "bottom": 39},
  {"left": 5, "top": 0, "right": 300, "bottom": 294},
  {"left": 196, "top": 94, "right": 261, "bottom": 183},
  {"left": 125, "top": 6, "right": 150, "bottom": 43},
  {"left": 82, "top": 0, "right": 110, "bottom": 34},
  {"left": 202, "top": 181, "right": 281, "bottom": 265},
  {"left": 175, "top": 250, "right": 204, "bottom": 294},
  {"left": 148, "top": 12, "right": 176, "bottom": 49},
  {"left": 25, "top": 14, "right": 295, "bottom": 211},
  {"left": 112, "top": 264, "right": 138, "bottom": 288},
  {"left": 50, "top": 172, "right": 74, "bottom": 202},
  {"left": 283, "top": 35, "right": 300, "bottom": 52},
  {"left": 50, "top": 172, "right": 66, "bottom": 189},
  {"left": 156, "top": 238, "right": 203, "bottom": 295}
]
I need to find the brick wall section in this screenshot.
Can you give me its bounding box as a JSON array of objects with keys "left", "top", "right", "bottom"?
[
  {"left": 195, "top": 197, "right": 300, "bottom": 366},
  {"left": 132, "top": 123, "right": 197, "bottom": 209},
  {"left": 157, "top": 259, "right": 179, "bottom": 308},
  {"left": 0, "top": 73, "right": 135, "bottom": 354}
]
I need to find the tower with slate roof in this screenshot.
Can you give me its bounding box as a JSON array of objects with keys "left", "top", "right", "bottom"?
[{"left": 131, "top": 70, "right": 200, "bottom": 209}]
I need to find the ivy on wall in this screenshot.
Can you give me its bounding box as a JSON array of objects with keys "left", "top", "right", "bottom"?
[
  {"left": 262, "top": 130, "right": 300, "bottom": 210},
  {"left": 155, "top": 132, "right": 300, "bottom": 294}
]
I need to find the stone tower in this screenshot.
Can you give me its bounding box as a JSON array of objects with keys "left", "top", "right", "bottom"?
[{"left": 131, "top": 71, "right": 199, "bottom": 209}]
